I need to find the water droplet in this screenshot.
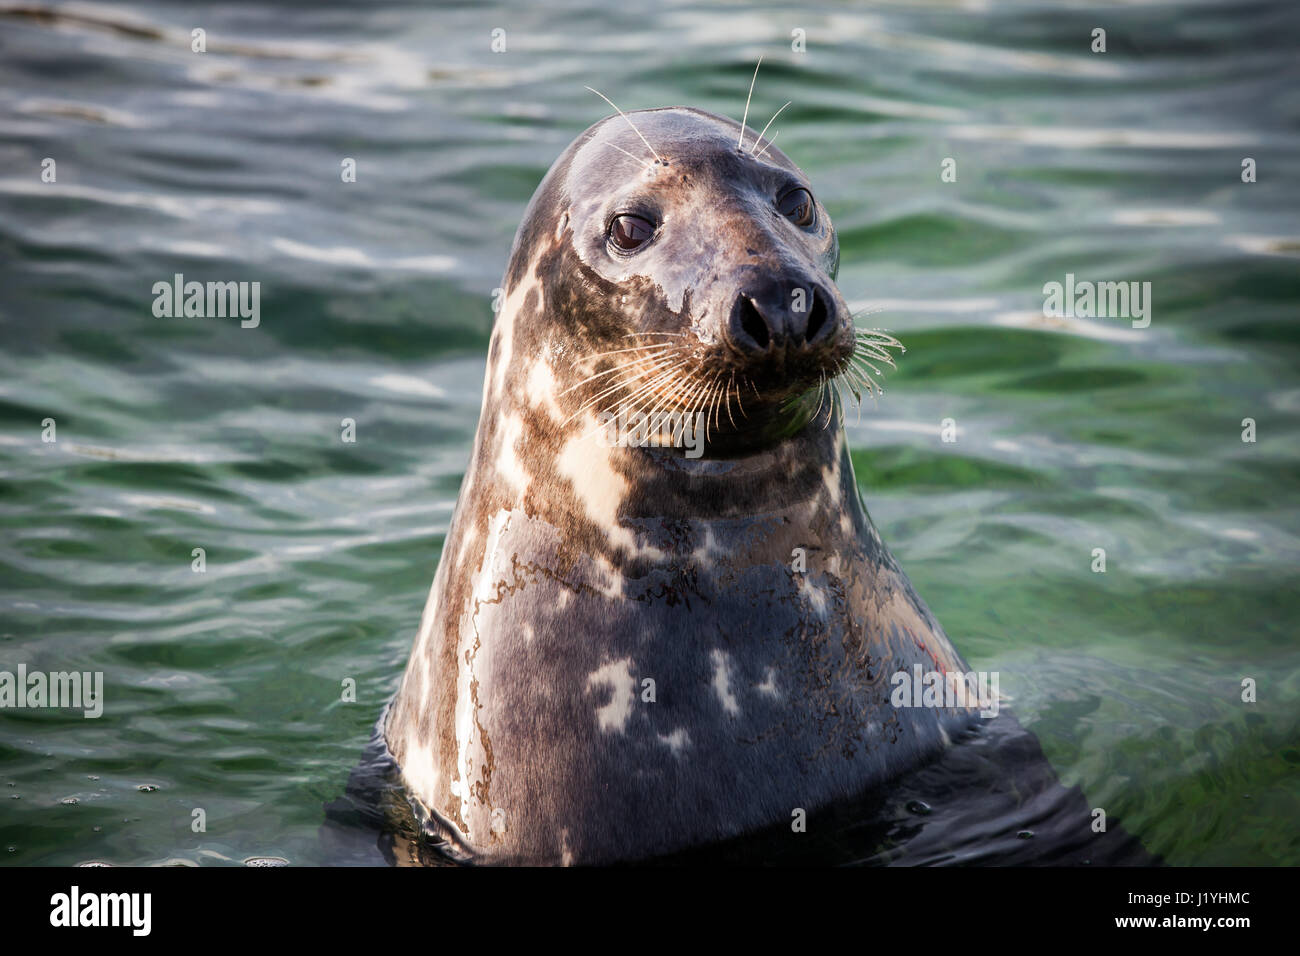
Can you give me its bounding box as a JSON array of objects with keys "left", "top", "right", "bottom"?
[
  {"left": 136, "top": 784, "right": 158, "bottom": 793},
  {"left": 1016, "top": 829, "right": 1034, "bottom": 840},
  {"left": 61, "top": 797, "right": 78, "bottom": 805},
  {"left": 244, "top": 856, "right": 289, "bottom": 867},
  {"left": 905, "top": 800, "right": 932, "bottom": 816}
]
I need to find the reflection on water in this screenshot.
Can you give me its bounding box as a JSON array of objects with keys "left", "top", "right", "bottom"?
[{"left": 0, "top": 0, "right": 1297, "bottom": 865}]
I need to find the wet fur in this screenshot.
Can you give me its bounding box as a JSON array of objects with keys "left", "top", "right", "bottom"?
[{"left": 384, "top": 107, "right": 981, "bottom": 864}]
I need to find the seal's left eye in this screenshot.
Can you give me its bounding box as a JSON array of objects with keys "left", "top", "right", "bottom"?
[
  {"left": 778, "top": 188, "right": 815, "bottom": 228},
  {"left": 609, "top": 214, "right": 655, "bottom": 251}
]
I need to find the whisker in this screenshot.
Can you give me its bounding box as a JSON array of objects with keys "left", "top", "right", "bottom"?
[
  {"left": 749, "top": 101, "right": 791, "bottom": 156},
  {"left": 737, "top": 57, "right": 763, "bottom": 150},
  {"left": 677, "top": 372, "right": 709, "bottom": 419},
  {"left": 697, "top": 377, "right": 714, "bottom": 443},
  {"left": 578, "top": 367, "right": 680, "bottom": 443},
  {"left": 614, "top": 360, "right": 694, "bottom": 414},
  {"left": 620, "top": 369, "right": 699, "bottom": 439},
  {"left": 570, "top": 343, "right": 679, "bottom": 372},
  {"left": 560, "top": 349, "right": 682, "bottom": 396},
  {"left": 821, "top": 379, "right": 838, "bottom": 430},
  {"left": 571, "top": 341, "right": 679, "bottom": 366},
  {"left": 577, "top": 342, "right": 680, "bottom": 364},
  {"left": 570, "top": 357, "right": 670, "bottom": 413},
  {"left": 565, "top": 358, "right": 685, "bottom": 425},
  {"left": 607, "top": 360, "right": 691, "bottom": 412},
  {"left": 755, "top": 131, "right": 780, "bottom": 160},
  {"left": 708, "top": 375, "right": 725, "bottom": 438},
  {"left": 585, "top": 87, "right": 664, "bottom": 165},
  {"left": 854, "top": 343, "right": 897, "bottom": 369},
  {"left": 603, "top": 141, "right": 653, "bottom": 171},
  {"left": 848, "top": 354, "right": 885, "bottom": 381}
]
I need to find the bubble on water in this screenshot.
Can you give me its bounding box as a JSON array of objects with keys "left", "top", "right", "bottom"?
[
  {"left": 61, "top": 797, "right": 78, "bottom": 805},
  {"left": 77, "top": 860, "right": 112, "bottom": 867},
  {"left": 244, "top": 856, "right": 289, "bottom": 867},
  {"left": 136, "top": 784, "right": 158, "bottom": 793}
]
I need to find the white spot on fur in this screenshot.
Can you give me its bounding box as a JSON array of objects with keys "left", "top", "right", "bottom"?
[
  {"left": 798, "top": 575, "right": 829, "bottom": 618},
  {"left": 658, "top": 727, "right": 691, "bottom": 755},
  {"left": 557, "top": 423, "right": 635, "bottom": 550},
  {"left": 525, "top": 358, "right": 563, "bottom": 419},
  {"left": 587, "top": 657, "right": 636, "bottom": 733},
  {"left": 710, "top": 649, "right": 740, "bottom": 716},
  {"left": 454, "top": 516, "right": 480, "bottom": 577},
  {"left": 690, "top": 525, "right": 721, "bottom": 564},
  {"left": 755, "top": 667, "right": 779, "bottom": 698},
  {"left": 399, "top": 737, "right": 439, "bottom": 809},
  {"left": 494, "top": 413, "right": 530, "bottom": 498},
  {"left": 592, "top": 554, "right": 626, "bottom": 600},
  {"left": 555, "top": 419, "right": 665, "bottom": 559},
  {"left": 490, "top": 260, "right": 545, "bottom": 402}
]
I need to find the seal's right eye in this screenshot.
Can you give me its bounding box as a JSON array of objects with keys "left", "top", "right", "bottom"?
[{"left": 609, "top": 214, "right": 655, "bottom": 252}]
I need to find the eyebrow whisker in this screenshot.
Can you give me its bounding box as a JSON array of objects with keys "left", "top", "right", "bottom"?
[
  {"left": 749, "top": 101, "right": 791, "bottom": 155},
  {"left": 603, "top": 141, "right": 653, "bottom": 171},
  {"left": 585, "top": 86, "right": 664, "bottom": 165},
  {"left": 755, "top": 131, "right": 780, "bottom": 160},
  {"left": 737, "top": 56, "right": 763, "bottom": 150}
]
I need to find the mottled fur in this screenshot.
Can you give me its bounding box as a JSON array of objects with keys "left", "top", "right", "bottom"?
[{"left": 385, "top": 108, "right": 978, "bottom": 864}]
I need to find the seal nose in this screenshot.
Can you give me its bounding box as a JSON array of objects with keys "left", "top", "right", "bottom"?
[{"left": 726, "top": 279, "right": 836, "bottom": 358}]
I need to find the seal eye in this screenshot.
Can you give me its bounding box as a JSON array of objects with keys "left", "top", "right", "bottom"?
[
  {"left": 609, "top": 214, "right": 655, "bottom": 252},
  {"left": 778, "top": 188, "right": 815, "bottom": 228}
]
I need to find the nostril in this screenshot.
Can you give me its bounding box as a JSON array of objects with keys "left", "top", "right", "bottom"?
[
  {"left": 804, "top": 290, "right": 829, "bottom": 345},
  {"left": 738, "top": 297, "right": 770, "bottom": 350}
]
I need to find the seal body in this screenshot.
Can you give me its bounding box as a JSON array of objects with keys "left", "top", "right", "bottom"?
[{"left": 384, "top": 107, "right": 980, "bottom": 864}]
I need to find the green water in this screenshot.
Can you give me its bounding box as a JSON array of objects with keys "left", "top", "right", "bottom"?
[{"left": 1, "top": 0, "right": 1297, "bottom": 865}]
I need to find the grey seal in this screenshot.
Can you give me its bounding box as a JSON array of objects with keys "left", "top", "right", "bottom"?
[{"left": 384, "top": 104, "right": 987, "bottom": 864}]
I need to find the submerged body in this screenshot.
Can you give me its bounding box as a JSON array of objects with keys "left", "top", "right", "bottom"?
[{"left": 385, "top": 107, "right": 991, "bottom": 863}]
